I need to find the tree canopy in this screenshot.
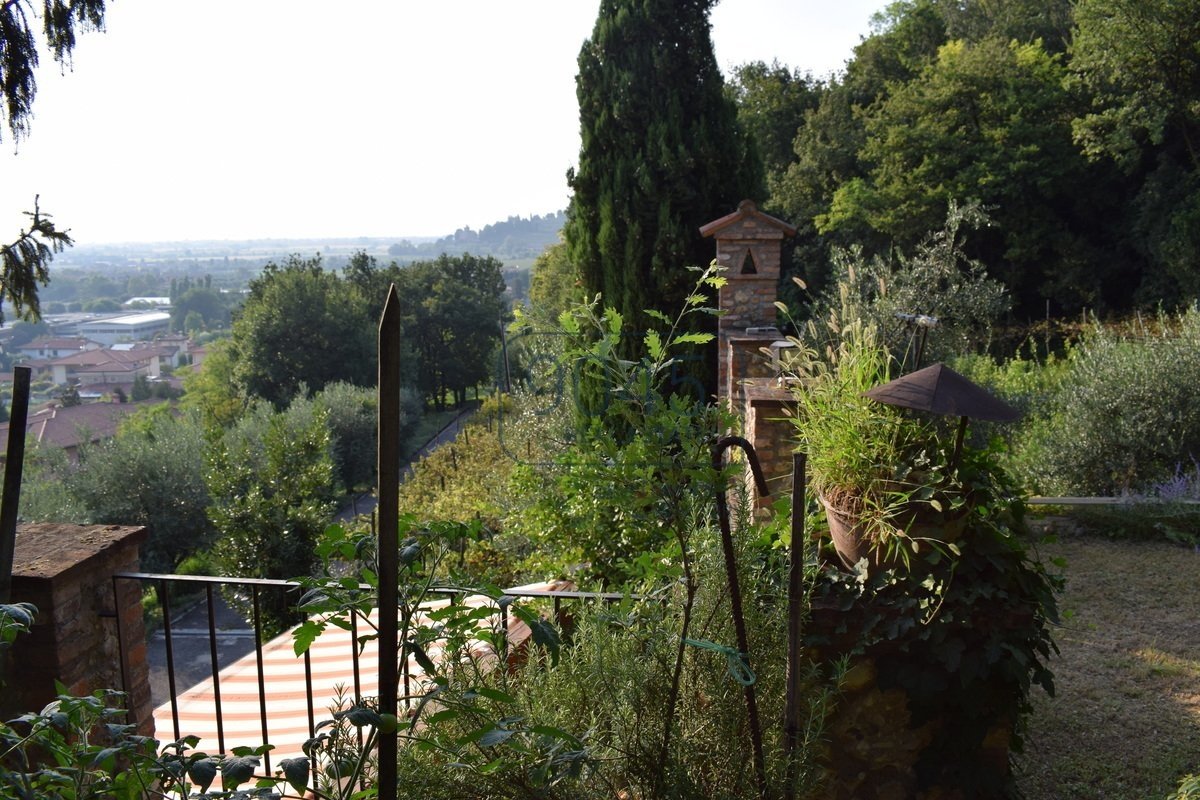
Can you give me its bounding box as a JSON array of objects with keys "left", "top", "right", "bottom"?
[
  {"left": 741, "top": 0, "right": 1197, "bottom": 320},
  {"left": 228, "top": 255, "right": 375, "bottom": 408},
  {"left": 1, "top": 1, "right": 108, "bottom": 321},
  {"left": 565, "top": 0, "right": 763, "bottom": 393}
]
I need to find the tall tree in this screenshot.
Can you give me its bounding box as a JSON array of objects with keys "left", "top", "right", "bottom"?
[
  {"left": 565, "top": 0, "right": 763, "bottom": 394},
  {"left": 1070, "top": 0, "right": 1200, "bottom": 299},
  {"left": 228, "top": 255, "right": 375, "bottom": 408},
  {"left": 395, "top": 254, "right": 508, "bottom": 408}
]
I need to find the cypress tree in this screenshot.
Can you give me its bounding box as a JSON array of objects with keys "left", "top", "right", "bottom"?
[{"left": 565, "top": 0, "right": 763, "bottom": 397}]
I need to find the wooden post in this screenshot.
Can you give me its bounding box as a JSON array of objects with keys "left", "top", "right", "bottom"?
[
  {"left": 0, "top": 366, "right": 32, "bottom": 604},
  {"left": 377, "top": 286, "right": 402, "bottom": 800},
  {"left": 784, "top": 452, "right": 807, "bottom": 799}
]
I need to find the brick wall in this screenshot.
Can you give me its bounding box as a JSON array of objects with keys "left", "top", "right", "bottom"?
[{"left": 2, "top": 523, "right": 153, "bottom": 735}]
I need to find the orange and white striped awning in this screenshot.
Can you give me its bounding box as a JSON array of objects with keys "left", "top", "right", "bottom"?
[{"left": 152, "top": 581, "right": 563, "bottom": 772}]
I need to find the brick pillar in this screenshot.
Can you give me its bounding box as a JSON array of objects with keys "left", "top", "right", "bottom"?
[
  {"left": 743, "top": 386, "right": 798, "bottom": 507},
  {"left": 699, "top": 200, "right": 796, "bottom": 408},
  {"left": 700, "top": 201, "right": 797, "bottom": 504},
  {"left": 2, "top": 523, "right": 153, "bottom": 736}
]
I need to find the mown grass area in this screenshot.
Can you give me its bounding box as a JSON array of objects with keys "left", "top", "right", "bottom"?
[{"left": 1015, "top": 518, "right": 1200, "bottom": 799}]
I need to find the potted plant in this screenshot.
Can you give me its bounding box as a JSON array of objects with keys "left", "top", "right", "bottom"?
[{"left": 782, "top": 318, "right": 966, "bottom": 569}]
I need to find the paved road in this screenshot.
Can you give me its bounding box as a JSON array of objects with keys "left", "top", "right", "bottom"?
[{"left": 334, "top": 404, "right": 477, "bottom": 524}]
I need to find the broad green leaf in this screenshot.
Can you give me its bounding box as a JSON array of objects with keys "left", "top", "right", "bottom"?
[
  {"left": 279, "top": 757, "right": 310, "bottom": 796},
  {"left": 292, "top": 620, "right": 322, "bottom": 656},
  {"left": 342, "top": 707, "right": 381, "bottom": 728},
  {"left": 188, "top": 757, "right": 218, "bottom": 793},
  {"left": 478, "top": 757, "right": 506, "bottom": 775},
  {"left": 672, "top": 332, "right": 713, "bottom": 345},
  {"left": 426, "top": 708, "right": 461, "bottom": 725},
  {"left": 643, "top": 309, "right": 670, "bottom": 323}
]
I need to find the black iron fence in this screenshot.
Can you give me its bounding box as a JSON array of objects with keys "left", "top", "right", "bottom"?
[{"left": 111, "top": 571, "right": 625, "bottom": 781}]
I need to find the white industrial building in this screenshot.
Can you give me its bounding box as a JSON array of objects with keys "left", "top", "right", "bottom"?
[{"left": 75, "top": 312, "right": 171, "bottom": 345}]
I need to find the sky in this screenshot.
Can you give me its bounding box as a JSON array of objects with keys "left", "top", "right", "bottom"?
[{"left": 0, "top": 1, "right": 885, "bottom": 245}]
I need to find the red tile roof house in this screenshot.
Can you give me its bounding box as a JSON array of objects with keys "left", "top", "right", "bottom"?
[
  {"left": 47, "top": 346, "right": 162, "bottom": 387},
  {"left": 0, "top": 399, "right": 154, "bottom": 465},
  {"left": 14, "top": 336, "right": 102, "bottom": 360}
]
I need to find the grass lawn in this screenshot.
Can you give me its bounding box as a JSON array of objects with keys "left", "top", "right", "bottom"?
[{"left": 1015, "top": 521, "right": 1200, "bottom": 799}]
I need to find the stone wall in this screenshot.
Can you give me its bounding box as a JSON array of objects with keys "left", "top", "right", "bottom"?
[{"left": 2, "top": 523, "right": 153, "bottom": 735}]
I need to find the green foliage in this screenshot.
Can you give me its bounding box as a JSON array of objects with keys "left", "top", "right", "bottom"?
[
  {"left": 230, "top": 255, "right": 375, "bottom": 408},
  {"left": 821, "top": 35, "right": 1102, "bottom": 312},
  {"left": 206, "top": 400, "right": 336, "bottom": 631},
  {"left": 0, "top": 0, "right": 107, "bottom": 145},
  {"left": 565, "top": 0, "right": 762, "bottom": 392},
  {"left": 0, "top": 200, "right": 72, "bottom": 325},
  {"left": 1012, "top": 306, "right": 1200, "bottom": 495},
  {"left": 507, "top": 265, "right": 729, "bottom": 586},
  {"left": 0, "top": 688, "right": 160, "bottom": 800},
  {"left": 526, "top": 241, "right": 579, "bottom": 321},
  {"left": 0, "top": 602, "right": 35, "bottom": 654},
  {"left": 808, "top": 201, "right": 1010, "bottom": 364},
  {"left": 181, "top": 338, "right": 243, "bottom": 428},
  {"left": 130, "top": 374, "right": 151, "bottom": 402},
  {"left": 170, "top": 286, "right": 229, "bottom": 332},
  {"left": 807, "top": 441, "right": 1062, "bottom": 797},
  {"left": 1070, "top": 0, "right": 1200, "bottom": 173},
  {"left": 311, "top": 381, "right": 419, "bottom": 494},
  {"left": 20, "top": 409, "right": 215, "bottom": 574},
  {"left": 0, "top": 685, "right": 300, "bottom": 799},
  {"left": 1169, "top": 773, "right": 1200, "bottom": 800},
  {"left": 398, "top": 254, "right": 508, "bottom": 409},
  {"left": 344, "top": 251, "right": 509, "bottom": 409},
  {"left": 727, "top": 60, "right": 822, "bottom": 179}
]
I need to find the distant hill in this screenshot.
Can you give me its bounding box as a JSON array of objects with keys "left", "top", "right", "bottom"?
[{"left": 389, "top": 211, "right": 565, "bottom": 260}]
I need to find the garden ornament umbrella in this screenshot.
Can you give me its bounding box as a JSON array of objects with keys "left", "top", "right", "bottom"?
[{"left": 862, "top": 362, "right": 1020, "bottom": 467}]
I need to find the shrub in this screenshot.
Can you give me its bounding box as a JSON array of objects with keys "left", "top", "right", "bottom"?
[
  {"left": 1013, "top": 305, "right": 1200, "bottom": 495},
  {"left": 807, "top": 201, "right": 1010, "bottom": 366}
]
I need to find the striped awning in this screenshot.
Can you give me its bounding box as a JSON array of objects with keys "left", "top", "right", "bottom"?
[{"left": 152, "top": 581, "right": 563, "bottom": 779}]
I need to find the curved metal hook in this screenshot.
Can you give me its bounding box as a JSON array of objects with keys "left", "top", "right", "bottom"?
[{"left": 712, "top": 434, "right": 770, "bottom": 499}]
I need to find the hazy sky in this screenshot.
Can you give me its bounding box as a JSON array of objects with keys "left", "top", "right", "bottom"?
[{"left": 1, "top": 1, "right": 884, "bottom": 245}]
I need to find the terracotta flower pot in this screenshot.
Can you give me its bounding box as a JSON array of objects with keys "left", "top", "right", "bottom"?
[{"left": 821, "top": 495, "right": 879, "bottom": 570}]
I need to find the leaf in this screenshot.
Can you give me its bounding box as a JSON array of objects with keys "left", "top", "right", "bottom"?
[
  {"left": 478, "top": 757, "right": 506, "bottom": 775},
  {"left": 672, "top": 332, "right": 713, "bottom": 345},
  {"left": 478, "top": 727, "right": 515, "bottom": 747},
  {"left": 473, "top": 687, "right": 516, "bottom": 704},
  {"left": 279, "top": 757, "right": 310, "bottom": 796},
  {"left": 644, "top": 330, "right": 664, "bottom": 360},
  {"left": 292, "top": 620, "right": 323, "bottom": 656},
  {"left": 410, "top": 640, "right": 438, "bottom": 676},
  {"left": 606, "top": 309, "right": 623, "bottom": 335},
  {"left": 341, "top": 706, "right": 381, "bottom": 728},
  {"left": 643, "top": 309, "right": 670, "bottom": 323},
  {"left": 222, "top": 754, "right": 261, "bottom": 790},
  {"left": 426, "top": 708, "right": 461, "bottom": 725},
  {"left": 530, "top": 725, "right": 583, "bottom": 747},
  {"left": 187, "top": 757, "right": 218, "bottom": 793}
]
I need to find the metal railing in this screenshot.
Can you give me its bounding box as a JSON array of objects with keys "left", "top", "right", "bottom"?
[{"left": 111, "top": 571, "right": 626, "bottom": 780}]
